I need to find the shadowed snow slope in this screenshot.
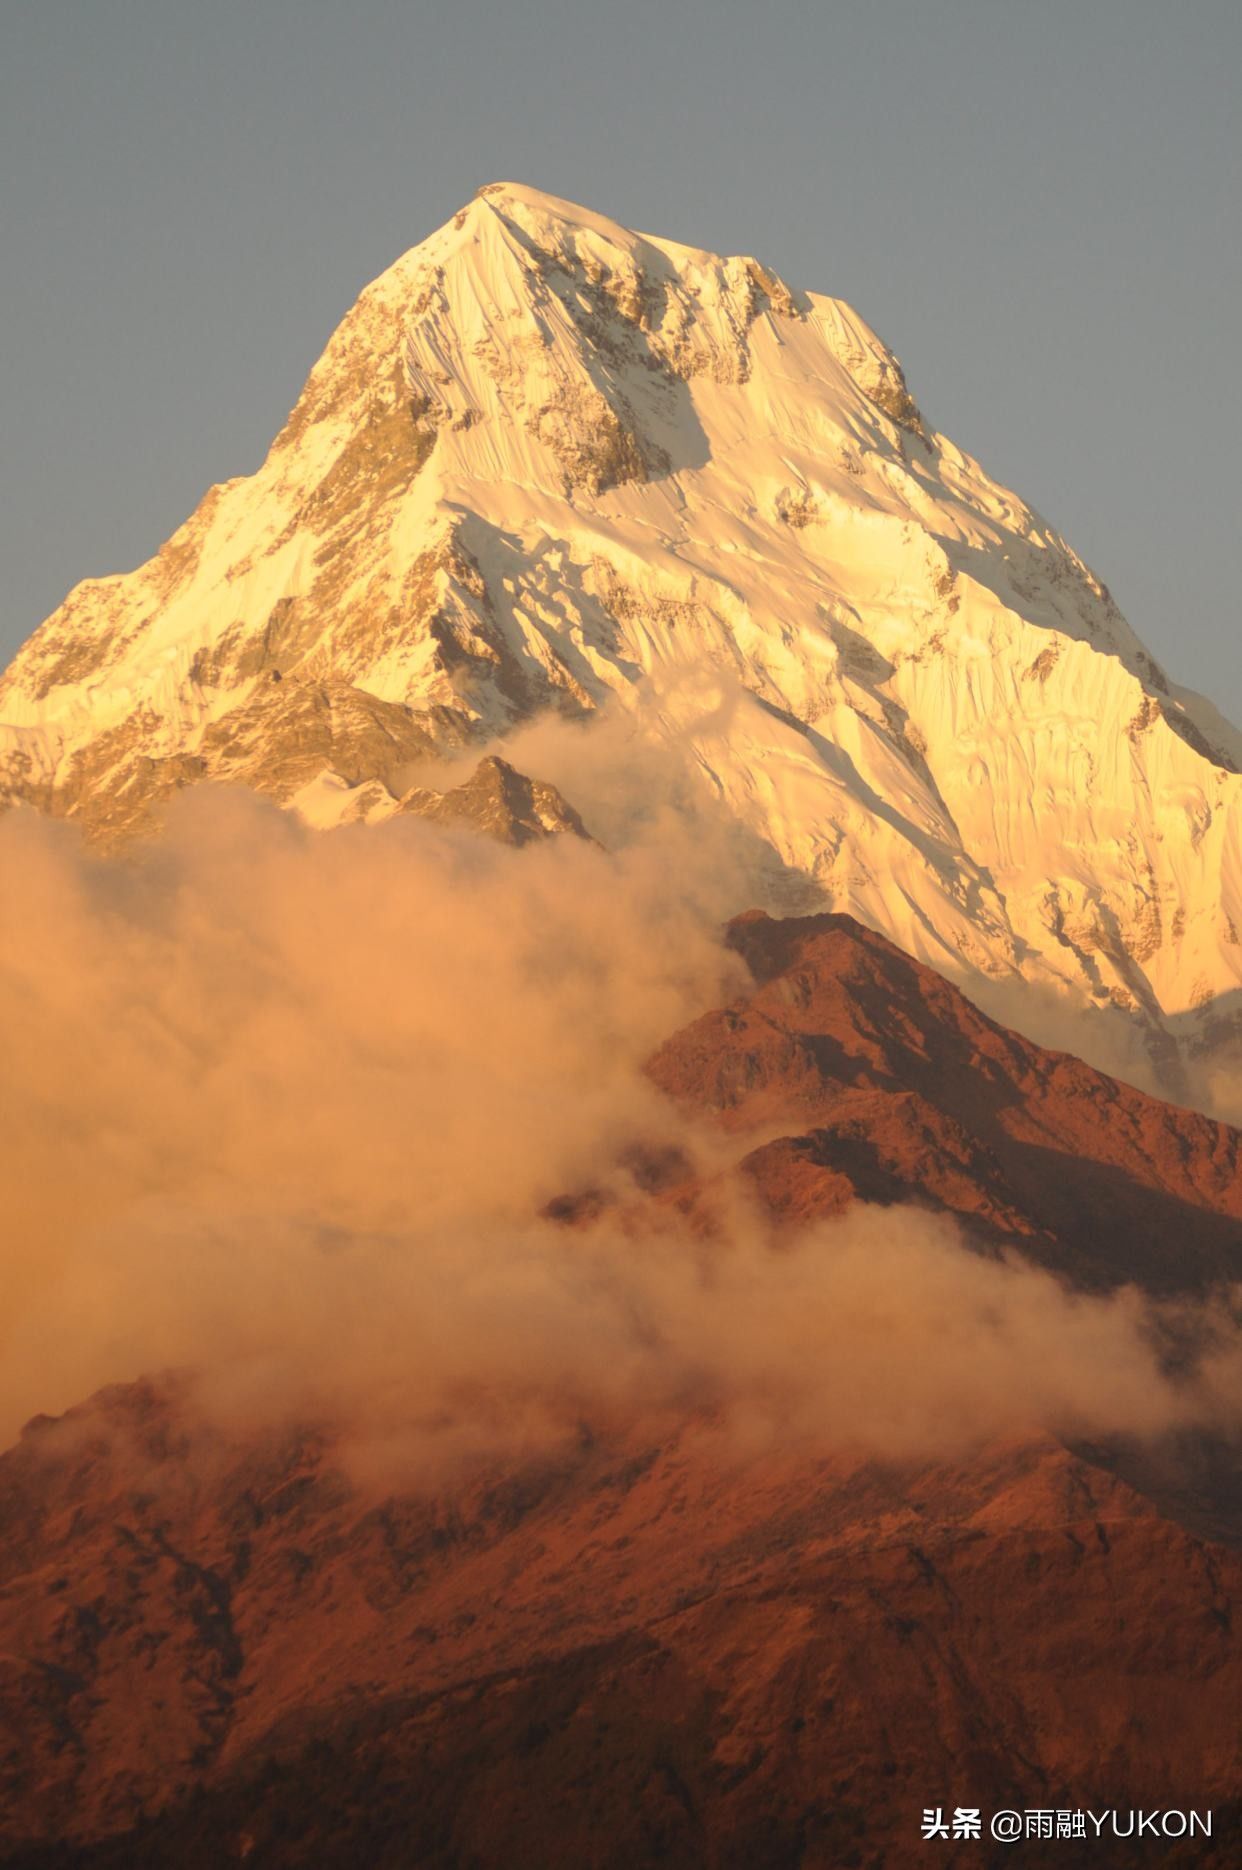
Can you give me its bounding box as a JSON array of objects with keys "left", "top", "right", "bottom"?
[{"left": 2, "top": 182, "right": 1240, "bottom": 1091}]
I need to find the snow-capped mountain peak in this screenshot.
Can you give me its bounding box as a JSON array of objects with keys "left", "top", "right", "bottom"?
[{"left": 2, "top": 182, "right": 1239, "bottom": 1101}]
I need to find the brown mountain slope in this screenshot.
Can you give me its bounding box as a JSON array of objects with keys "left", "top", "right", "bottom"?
[
  {"left": 2, "top": 913, "right": 1241, "bottom": 1867},
  {"left": 646, "top": 910, "right": 1242, "bottom": 1294},
  {"left": 1, "top": 1383, "right": 1240, "bottom": 1870}
]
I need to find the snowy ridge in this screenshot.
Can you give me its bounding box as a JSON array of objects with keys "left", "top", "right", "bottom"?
[{"left": 2, "top": 182, "right": 1240, "bottom": 1091}]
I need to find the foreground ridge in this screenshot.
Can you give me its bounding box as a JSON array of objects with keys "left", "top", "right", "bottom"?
[{"left": 2, "top": 909, "right": 1240, "bottom": 1864}]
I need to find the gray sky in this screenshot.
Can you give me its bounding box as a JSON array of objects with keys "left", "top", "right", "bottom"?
[{"left": 2, "top": 0, "right": 1238, "bottom": 720}]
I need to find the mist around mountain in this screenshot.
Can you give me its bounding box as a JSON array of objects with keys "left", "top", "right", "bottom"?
[
  {"left": 1, "top": 805, "right": 1241, "bottom": 1865},
  {"left": 2, "top": 187, "right": 1241, "bottom": 1866}
]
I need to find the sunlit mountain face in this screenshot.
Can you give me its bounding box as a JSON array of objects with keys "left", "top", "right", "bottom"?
[
  {"left": 1, "top": 187, "right": 1240, "bottom": 1869},
  {"left": 2, "top": 182, "right": 1238, "bottom": 1109}
]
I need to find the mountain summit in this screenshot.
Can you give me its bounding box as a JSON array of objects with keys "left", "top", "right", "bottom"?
[{"left": 1, "top": 182, "right": 1239, "bottom": 1091}]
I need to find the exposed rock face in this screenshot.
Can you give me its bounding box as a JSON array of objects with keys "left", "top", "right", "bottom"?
[
  {"left": 646, "top": 911, "right": 1242, "bottom": 1294},
  {"left": 1, "top": 1393, "right": 1239, "bottom": 1867},
  {"left": 1, "top": 182, "right": 1238, "bottom": 1089},
  {"left": 396, "top": 753, "right": 592, "bottom": 847},
  {"left": 2, "top": 917, "right": 1240, "bottom": 1867}
]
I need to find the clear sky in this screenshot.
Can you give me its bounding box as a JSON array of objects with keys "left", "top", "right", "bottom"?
[{"left": 2, "top": 0, "right": 1238, "bottom": 721}]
